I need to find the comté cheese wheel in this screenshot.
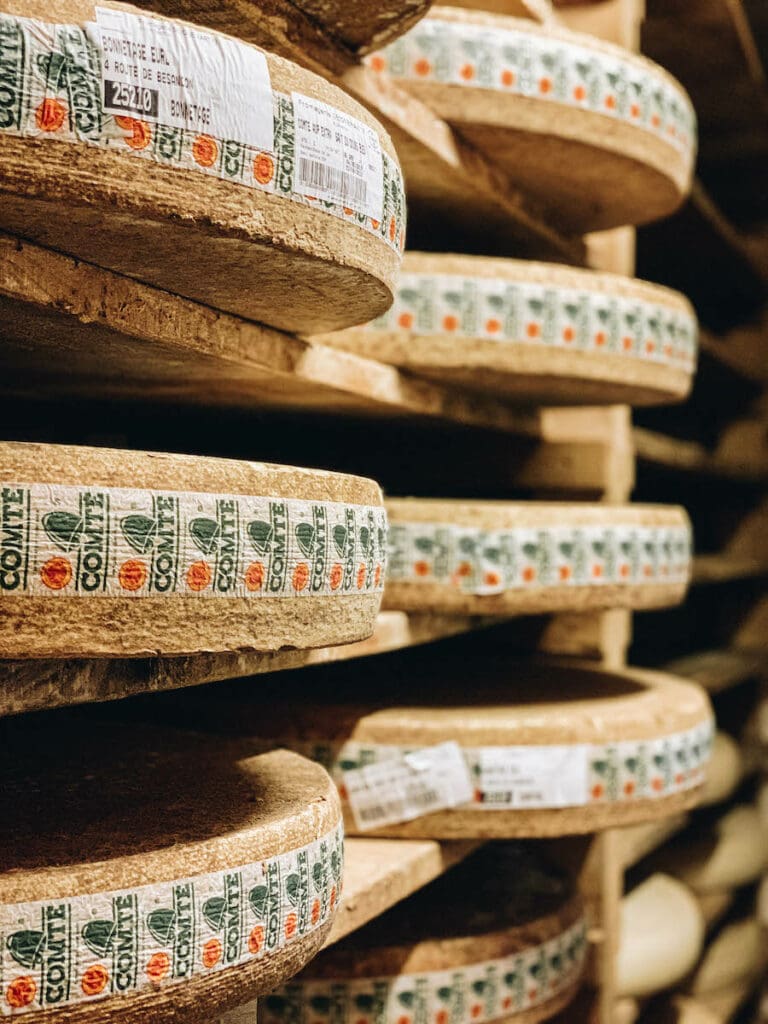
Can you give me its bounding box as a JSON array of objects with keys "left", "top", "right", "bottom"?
[
  {"left": 0, "top": 713, "right": 344, "bottom": 1024},
  {"left": 257, "top": 846, "right": 586, "bottom": 1024},
  {"left": 314, "top": 253, "right": 698, "bottom": 406},
  {"left": 0, "top": 0, "right": 405, "bottom": 333},
  {"left": 0, "top": 441, "right": 386, "bottom": 658},
  {"left": 157, "top": 653, "right": 714, "bottom": 839},
  {"left": 650, "top": 805, "right": 768, "bottom": 893},
  {"left": 384, "top": 500, "right": 691, "bottom": 616},
  {"left": 369, "top": 7, "right": 695, "bottom": 231},
  {"left": 616, "top": 875, "right": 704, "bottom": 997}
]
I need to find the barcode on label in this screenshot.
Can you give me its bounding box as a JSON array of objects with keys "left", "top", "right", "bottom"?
[
  {"left": 342, "top": 742, "right": 473, "bottom": 831},
  {"left": 296, "top": 157, "right": 367, "bottom": 207}
]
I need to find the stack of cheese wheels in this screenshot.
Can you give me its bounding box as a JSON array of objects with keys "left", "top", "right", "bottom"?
[
  {"left": 385, "top": 500, "right": 692, "bottom": 616},
  {"left": 0, "top": 712, "right": 343, "bottom": 1022},
  {"left": 167, "top": 653, "right": 714, "bottom": 838},
  {"left": 0, "top": 441, "right": 386, "bottom": 658},
  {"left": 0, "top": 0, "right": 405, "bottom": 333},
  {"left": 368, "top": 7, "right": 696, "bottom": 231},
  {"left": 256, "top": 845, "right": 587, "bottom": 1024},
  {"left": 616, "top": 875, "right": 705, "bottom": 998},
  {"left": 649, "top": 805, "right": 768, "bottom": 893},
  {"left": 315, "top": 254, "right": 698, "bottom": 405}
]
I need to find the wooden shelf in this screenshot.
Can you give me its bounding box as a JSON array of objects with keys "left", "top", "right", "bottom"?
[
  {"left": 633, "top": 427, "right": 768, "bottom": 483},
  {"left": 325, "top": 838, "right": 481, "bottom": 945},
  {"left": 664, "top": 649, "right": 768, "bottom": 694},
  {"left": 692, "top": 554, "right": 768, "bottom": 585},
  {"left": 0, "top": 234, "right": 541, "bottom": 435},
  {"left": 0, "top": 612, "right": 490, "bottom": 718}
]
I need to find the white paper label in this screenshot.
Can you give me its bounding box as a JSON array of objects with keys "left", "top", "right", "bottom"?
[
  {"left": 292, "top": 92, "right": 384, "bottom": 221},
  {"left": 476, "top": 745, "right": 590, "bottom": 808},
  {"left": 342, "top": 741, "right": 474, "bottom": 830},
  {"left": 91, "top": 8, "right": 274, "bottom": 150}
]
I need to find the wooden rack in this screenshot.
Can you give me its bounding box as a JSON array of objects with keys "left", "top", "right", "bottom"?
[{"left": 0, "top": 0, "right": 764, "bottom": 1023}]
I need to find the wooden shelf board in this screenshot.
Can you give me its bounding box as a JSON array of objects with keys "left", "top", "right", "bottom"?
[
  {"left": 0, "top": 233, "right": 542, "bottom": 435},
  {"left": 325, "top": 838, "right": 482, "bottom": 946},
  {"left": 664, "top": 649, "right": 768, "bottom": 693},
  {"left": 692, "top": 554, "right": 768, "bottom": 585},
  {"left": 633, "top": 427, "right": 768, "bottom": 483},
  {"left": 0, "top": 611, "right": 490, "bottom": 718}
]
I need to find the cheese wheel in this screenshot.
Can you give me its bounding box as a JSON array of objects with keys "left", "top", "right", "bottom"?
[
  {"left": 385, "top": 500, "right": 691, "bottom": 616},
  {"left": 0, "top": 714, "right": 343, "bottom": 1024},
  {"left": 369, "top": 7, "right": 695, "bottom": 231},
  {"left": 616, "top": 875, "right": 705, "bottom": 997},
  {"left": 258, "top": 846, "right": 586, "bottom": 1024},
  {"left": 650, "top": 805, "right": 768, "bottom": 893},
  {"left": 699, "top": 733, "right": 742, "bottom": 808},
  {"left": 164, "top": 654, "right": 714, "bottom": 838},
  {"left": 315, "top": 253, "right": 697, "bottom": 406},
  {"left": 0, "top": 441, "right": 386, "bottom": 658},
  {"left": 0, "top": 0, "right": 405, "bottom": 334},
  {"left": 688, "top": 918, "right": 762, "bottom": 996}
]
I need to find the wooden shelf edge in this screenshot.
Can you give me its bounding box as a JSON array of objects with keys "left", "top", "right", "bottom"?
[
  {"left": 325, "top": 837, "right": 482, "bottom": 946},
  {"left": 0, "top": 612, "right": 493, "bottom": 718}
]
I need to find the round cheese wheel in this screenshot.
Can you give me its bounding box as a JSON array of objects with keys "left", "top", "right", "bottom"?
[
  {"left": 650, "top": 805, "right": 768, "bottom": 893},
  {"left": 385, "top": 500, "right": 691, "bottom": 616},
  {"left": 699, "top": 733, "right": 742, "bottom": 808},
  {"left": 688, "top": 918, "right": 762, "bottom": 996},
  {"left": 369, "top": 7, "right": 695, "bottom": 231},
  {"left": 0, "top": 714, "right": 343, "bottom": 1024},
  {"left": 316, "top": 253, "right": 697, "bottom": 406},
  {"left": 259, "top": 846, "right": 587, "bottom": 1024},
  {"left": 171, "top": 656, "right": 714, "bottom": 839},
  {"left": 0, "top": 0, "right": 404, "bottom": 334},
  {"left": 0, "top": 441, "right": 386, "bottom": 658},
  {"left": 616, "top": 875, "right": 705, "bottom": 997}
]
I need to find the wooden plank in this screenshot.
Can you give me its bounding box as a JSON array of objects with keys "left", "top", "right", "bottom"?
[
  {"left": 0, "top": 612, "right": 488, "bottom": 718},
  {"left": 325, "top": 838, "right": 482, "bottom": 945},
  {"left": 699, "top": 329, "right": 768, "bottom": 385},
  {"left": 0, "top": 233, "right": 541, "bottom": 435},
  {"left": 664, "top": 649, "right": 768, "bottom": 693},
  {"left": 634, "top": 428, "right": 768, "bottom": 483},
  {"left": 692, "top": 554, "right": 768, "bottom": 585}
]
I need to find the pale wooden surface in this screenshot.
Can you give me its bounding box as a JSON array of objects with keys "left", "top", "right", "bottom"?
[
  {"left": 634, "top": 427, "right": 768, "bottom": 483},
  {"left": 0, "top": 611, "right": 488, "bottom": 718},
  {"left": 664, "top": 649, "right": 768, "bottom": 694},
  {"left": 325, "top": 838, "right": 481, "bottom": 946},
  {"left": 0, "top": 234, "right": 544, "bottom": 434}
]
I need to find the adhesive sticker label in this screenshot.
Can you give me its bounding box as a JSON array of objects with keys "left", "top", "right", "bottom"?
[
  {"left": 292, "top": 92, "right": 384, "bottom": 221},
  {"left": 475, "top": 745, "right": 590, "bottom": 808},
  {"left": 342, "top": 741, "right": 474, "bottom": 830},
  {"left": 92, "top": 7, "right": 274, "bottom": 150}
]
